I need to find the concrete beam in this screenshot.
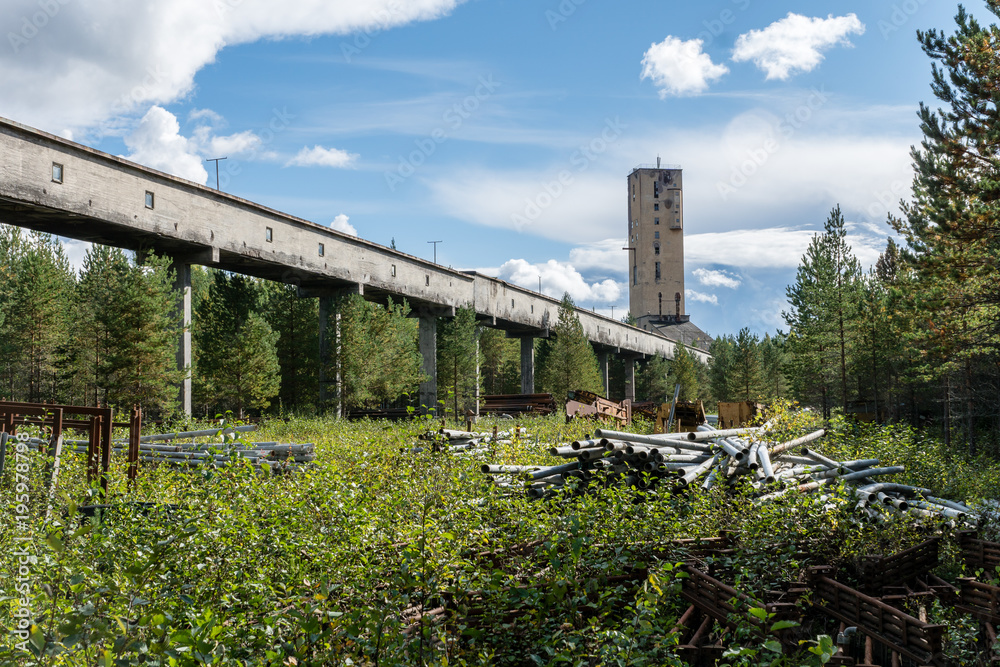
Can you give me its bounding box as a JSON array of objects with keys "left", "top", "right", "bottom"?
[
  {"left": 170, "top": 259, "right": 192, "bottom": 416},
  {"left": 520, "top": 337, "right": 535, "bottom": 395},
  {"left": 418, "top": 315, "right": 438, "bottom": 413}
]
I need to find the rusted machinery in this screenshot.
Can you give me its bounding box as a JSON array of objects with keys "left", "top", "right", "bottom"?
[
  {"left": 480, "top": 393, "right": 556, "bottom": 416},
  {"left": 564, "top": 390, "right": 631, "bottom": 426}
]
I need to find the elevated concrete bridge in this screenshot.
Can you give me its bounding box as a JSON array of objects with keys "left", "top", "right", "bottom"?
[{"left": 0, "top": 116, "right": 709, "bottom": 414}]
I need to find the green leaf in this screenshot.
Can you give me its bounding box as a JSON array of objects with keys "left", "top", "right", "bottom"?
[
  {"left": 770, "top": 619, "right": 800, "bottom": 631},
  {"left": 46, "top": 533, "right": 64, "bottom": 555},
  {"left": 748, "top": 606, "right": 768, "bottom": 621}
]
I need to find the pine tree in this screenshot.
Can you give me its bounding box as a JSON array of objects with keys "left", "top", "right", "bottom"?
[
  {"left": 671, "top": 345, "right": 701, "bottom": 402},
  {"left": 759, "top": 333, "right": 788, "bottom": 402},
  {"left": 0, "top": 230, "right": 73, "bottom": 402},
  {"left": 99, "top": 253, "right": 184, "bottom": 415},
  {"left": 194, "top": 272, "right": 281, "bottom": 418},
  {"left": 537, "top": 294, "right": 604, "bottom": 404},
  {"left": 636, "top": 354, "right": 671, "bottom": 403},
  {"left": 479, "top": 328, "right": 521, "bottom": 395},
  {"left": 336, "top": 294, "right": 424, "bottom": 410},
  {"left": 889, "top": 4, "right": 1000, "bottom": 450},
  {"left": 783, "top": 206, "right": 862, "bottom": 416},
  {"left": 730, "top": 328, "right": 764, "bottom": 402},
  {"left": 708, "top": 335, "right": 735, "bottom": 404},
  {"left": 262, "top": 282, "right": 319, "bottom": 414},
  {"left": 436, "top": 307, "right": 479, "bottom": 420}
]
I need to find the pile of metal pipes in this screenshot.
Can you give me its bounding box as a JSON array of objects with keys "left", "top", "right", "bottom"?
[
  {"left": 477, "top": 422, "right": 983, "bottom": 525},
  {"left": 407, "top": 427, "right": 529, "bottom": 456},
  {"left": 24, "top": 425, "right": 315, "bottom": 473}
]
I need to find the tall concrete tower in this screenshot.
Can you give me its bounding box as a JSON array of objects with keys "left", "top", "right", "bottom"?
[{"left": 627, "top": 160, "right": 687, "bottom": 328}]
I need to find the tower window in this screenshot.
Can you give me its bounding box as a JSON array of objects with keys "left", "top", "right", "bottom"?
[
  {"left": 654, "top": 231, "right": 660, "bottom": 239},
  {"left": 52, "top": 163, "right": 63, "bottom": 184},
  {"left": 654, "top": 243, "right": 660, "bottom": 256},
  {"left": 654, "top": 217, "right": 659, "bottom": 225},
  {"left": 655, "top": 262, "right": 661, "bottom": 280},
  {"left": 145, "top": 191, "right": 155, "bottom": 209},
  {"left": 265, "top": 227, "right": 273, "bottom": 242},
  {"left": 654, "top": 203, "right": 659, "bottom": 211},
  {"left": 318, "top": 243, "right": 325, "bottom": 257},
  {"left": 633, "top": 265, "right": 638, "bottom": 286}
]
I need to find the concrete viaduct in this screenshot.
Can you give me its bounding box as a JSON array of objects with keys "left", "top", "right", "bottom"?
[{"left": 0, "top": 116, "right": 709, "bottom": 415}]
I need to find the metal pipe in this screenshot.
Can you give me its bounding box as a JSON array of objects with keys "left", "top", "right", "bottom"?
[
  {"left": 593, "top": 429, "right": 710, "bottom": 452},
  {"left": 837, "top": 466, "right": 905, "bottom": 483},
  {"left": 687, "top": 427, "right": 763, "bottom": 442},
  {"left": 769, "top": 429, "right": 825, "bottom": 456},
  {"left": 876, "top": 491, "right": 909, "bottom": 511},
  {"left": 481, "top": 465, "right": 540, "bottom": 474},
  {"left": 571, "top": 438, "right": 603, "bottom": 450},
  {"left": 676, "top": 452, "right": 722, "bottom": 489},
  {"left": 926, "top": 495, "right": 973, "bottom": 513},
  {"left": 527, "top": 461, "right": 581, "bottom": 481},
  {"left": 800, "top": 447, "right": 842, "bottom": 469},
  {"left": 757, "top": 446, "right": 775, "bottom": 484},
  {"left": 140, "top": 425, "right": 257, "bottom": 442},
  {"left": 857, "top": 482, "right": 932, "bottom": 497}
]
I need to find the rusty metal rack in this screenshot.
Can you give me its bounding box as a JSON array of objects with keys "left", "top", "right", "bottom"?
[
  {"left": 958, "top": 530, "right": 1000, "bottom": 571},
  {"left": 480, "top": 393, "right": 556, "bottom": 416},
  {"left": 957, "top": 578, "right": 1000, "bottom": 624},
  {"left": 679, "top": 564, "right": 799, "bottom": 637},
  {"left": 858, "top": 537, "right": 940, "bottom": 595},
  {"left": 807, "top": 566, "right": 946, "bottom": 665},
  {"left": 565, "top": 390, "right": 631, "bottom": 426},
  {"left": 0, "top": 401, "right": 141, "bottom": 497}
]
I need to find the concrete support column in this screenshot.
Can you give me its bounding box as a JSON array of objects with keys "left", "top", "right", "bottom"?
[
  {"left": 597, "top": 351, "right": 610, "bottom": 399},
  {"left": 624, "top": 356, "right": 637, "bottom": 402},
  {"left": 171, "top": 260, "right": 192, "bottom": 417},
  {"left": 520, "top": 337, "right": 535, "bottom": 395},
  {"left": 318, "top": 296, "right": 341, "bottom": 417},
  {"left": 474, "top": 337, "right": 481, "bottom": 418},
  {"left": 419, "top": 315, "right": 438, "bottom": 413}
]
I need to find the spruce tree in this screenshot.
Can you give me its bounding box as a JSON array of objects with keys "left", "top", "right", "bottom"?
[
  {"left": 730, "top": 328, "right": 764, "bottom": 402},
  {"left": 671, "top": 345, "right": 701, "bottom": 402},
  {"left": 537, "top": 294, "right": 604, "bottom": 404}
]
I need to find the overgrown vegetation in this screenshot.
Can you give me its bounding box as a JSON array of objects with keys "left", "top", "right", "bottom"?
[{"left": 2, "top": 413, "right": 999, "bottom": 664}]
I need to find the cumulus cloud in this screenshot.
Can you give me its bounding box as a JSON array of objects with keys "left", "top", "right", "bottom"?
[
  {"left": 0, "top": 0, "right": 466, "bottom": 135},
  {"left": 641, "top": 36, "right": 729, "bottom": 97},
  {"left": 123, "top": 106, "right": 209, "bottom": 184},
  {"left": 732, "top": 13, "right": 865, "bottom": 80},
  {"left": 494, "top": 259, "right": 622, "bottom": 305},
  {"left": 286, "top": 145, "right": 358, "bottom": 169},
  {"left": 121, "top": 106, "right": 279, "bottom": 183},
  {"left": 693, "top": 268, "right": 741, "bottom": 289},
  {"left": 330, "top": 214, "right": 357, "bottom": 236},
  {"left": 686, "top": 289, "right": 719, "bottom": 306}
]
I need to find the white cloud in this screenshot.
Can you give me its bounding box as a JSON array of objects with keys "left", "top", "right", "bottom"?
[
  {"left": 686, "top": 289, "right": 719, "bottom": 306},
  {"left": 732, "top": 13, "right": 865, "bottom": 80},
  {"left": 123, "top": 106, "right": 209, "bottom": 184},
  {"left": 693, "top": 268, "right": 741, "bottom": 289},
  {"left": 686, "top": 226, "right": 887, "bottom": 271},
  {"left": 330, "top": 214, "right": 357, "bottom": 236},
  {"left": 493, "top": 259, "right": 622, "bottom": 305},
  {"left": 641, "top": 36, "right": 729, "bottom": 97},
  {"left": 286, "top": 146, "right": 359, "bottom": 168},
  {"left": 0, "top": 0, "right": 466, "bottom": 135}
]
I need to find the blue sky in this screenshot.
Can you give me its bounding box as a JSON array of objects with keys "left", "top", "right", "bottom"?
[{"left": 1, "top": 0, "right": 981, "bottom": 338}]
